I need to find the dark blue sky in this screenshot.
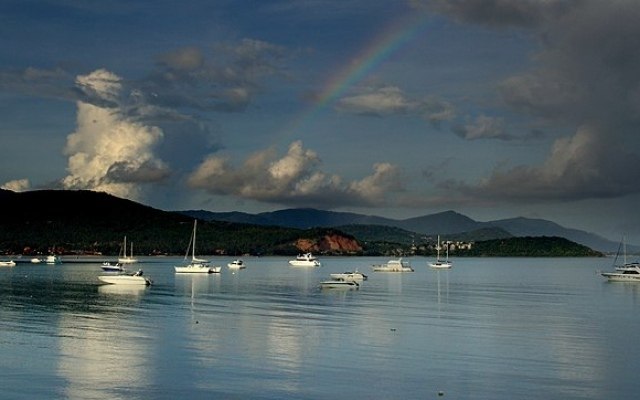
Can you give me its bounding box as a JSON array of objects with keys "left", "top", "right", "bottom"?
[{"left": 2, "top": 0, "right": 639, "bottom": 244}]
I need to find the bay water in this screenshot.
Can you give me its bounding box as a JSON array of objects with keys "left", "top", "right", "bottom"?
[{"left": 1, "top": 256, "right": 638, "bottom": 399}]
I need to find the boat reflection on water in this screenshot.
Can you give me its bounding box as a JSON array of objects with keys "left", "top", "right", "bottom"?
[
  {"left": 98, "top": 284, "right": 148, "bottom": 296},
  {"left": 432, "top": 267, "right": 450, "bottom": 305}
]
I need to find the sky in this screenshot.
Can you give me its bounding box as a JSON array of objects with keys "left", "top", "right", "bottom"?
[{"left": 1, "top": 0, "right": 640, "bottom": 245}]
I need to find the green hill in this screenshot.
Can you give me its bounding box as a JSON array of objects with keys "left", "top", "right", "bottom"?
[{"left": 464, "top": 236, "right": 602, "bottom": 257}]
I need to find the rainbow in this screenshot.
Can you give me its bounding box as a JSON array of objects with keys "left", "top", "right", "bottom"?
[
  {"left": 315, "top": 15, "right": 428, "bottom": 108},
  {"left": 282, "top": 14, "right": 428, "bottom": 136}
]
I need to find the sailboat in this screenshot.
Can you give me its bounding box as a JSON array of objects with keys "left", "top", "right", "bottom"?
[
  {"left": 429, "top": 235, "right": 452, "bottom": 269},
  {"left": 614, "top": 235, "right": 639, "bottom": 271},
  {"left": 118, "top": 236, "right": 138, "bottom": 264},
  {"left": 174, "top": 220, "right": 221, "bottom": 274}
]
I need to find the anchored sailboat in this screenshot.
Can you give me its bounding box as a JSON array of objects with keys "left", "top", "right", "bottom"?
[
  {"left": 175, "top": 220, "right": 221, "bottom": 274},
  {"left": 429, "top": 235, "right": 452, "bottom": 269}
]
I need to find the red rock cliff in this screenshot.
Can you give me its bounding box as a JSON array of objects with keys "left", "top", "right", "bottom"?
[{"left": 294, "top": 233, "right": 362, "bottom": 254}]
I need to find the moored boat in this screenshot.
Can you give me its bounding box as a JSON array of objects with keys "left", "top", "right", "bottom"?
[
  {"left": 600, "top": 235, "right": 640, "bottom": 282},
  {"left": 329, "top": 270, "right": 368, "bottom": 281},
  {"left": 601, "top": 265, "right": 640, "bottom": 282},
  {"left": 0, "top": 260, "right": 16, "bottom": 267},
  {"left": 289, "top": 253, "right": 321, "bottom": 267},
  {"left": 227, "top": 259, "right": 246, "bottom": 269},
  {"left": 46, "top": 254, "right": 62, "bottom": 264},
  {"left": 102, "top": 261, "right": 126, "bottom": 272},
  {"left": 429, "top": 235, "right": 452, "bottom": 269},
  {"left": 175, "top": 220, "right": 221, "bottom": 274},
  {"left": 117, "top": 236, "right": 138, "bottom": 264},
  {"left": 372, "top": 258, "right": 414, "bottom": 272},
  {"left": 98, "top": 269, "right": 152, "bottom": 285}
]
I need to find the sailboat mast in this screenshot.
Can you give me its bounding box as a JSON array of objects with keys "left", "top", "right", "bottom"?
[{"left": 192, "top": 220, "right": 197, "bottom": 260}]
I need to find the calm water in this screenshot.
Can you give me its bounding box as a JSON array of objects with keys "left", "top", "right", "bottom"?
[{"left": 1, "top": 256, "right": 638, "bottom": 399}]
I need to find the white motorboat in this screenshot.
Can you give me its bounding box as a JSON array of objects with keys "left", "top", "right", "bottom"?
[
  {"left": 329, "top": 270, "right": 368, "bottom": 281},
  {"left": 46, "top": 254, "right": 62, "bottom": 264},
  {"left": 601, "top": 265, "right": 640, "bottom": 282},
  {"left": 320, "top": 279, "right": 359, "bottom": 289},
  {"left": 227, "top": 259, "right": 246, "bottom": 269},
  {"left": 0, "top": 260, "right": 16, "bottom": 267},
  {"left": 289, "top": 252, "right": 321, "bottom": 267},
  {"left": 31, "top": 257, "right": 42, "bottom": 263},
  {"left": 98, "top": 270, "right": 152, "bottom": 286},
  {"left": 429, "top": 235, "right": 452, "bottom": 269},
  {"left": 102, "top": 261, "right": 126, "bottom": 272},
  {"left": 175, "top": 220, "right": 221, "bottom": 274},
  {"left": 372, "top": 258, "right": 414, "bottom": 272},
  {"left": 118, "top": 236, "right": 138, "bottom": 264}
]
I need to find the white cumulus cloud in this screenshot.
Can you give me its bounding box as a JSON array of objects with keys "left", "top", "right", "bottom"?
[
  {"left": 1, "top": 179, "right": 31, "bottom": 192},
  {"left": 187, "top": 140, "right": 403, "bottom": 208},
  {"left": 61, "top": 70, "right": 169, "bottom": 201}
]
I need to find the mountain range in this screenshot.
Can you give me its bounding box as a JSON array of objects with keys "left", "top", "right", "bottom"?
[
  {"left": 180, "top": 208, "right": 628, "bottom": 253},
  {"left": 0, "top": 187, "right": 627, "bottom": 254}
]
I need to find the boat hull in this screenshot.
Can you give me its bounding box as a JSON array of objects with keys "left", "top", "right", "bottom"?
[
  {"left": 320, "top": 280, "right": 359, "bottom": 289},
  {"left": 372, "top": 267, "right": 414, "bottom": 272},
  {"left": 601, "top": 272, "right": 640, "bottom": 282},
  {"left": 98, "top": 275, "right": 151, "bottom": 285}
]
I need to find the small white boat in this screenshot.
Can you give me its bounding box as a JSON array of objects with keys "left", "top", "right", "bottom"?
[
  {"left": 227, "top": 259, "right": 246, "bottom": 269},
  {"left": 0, "top": 260, "right": 16, "bottom": 267},
  {"left": 329, "top": 270, "right": 368, "bottom": 281},
  {"left": 98, "top": 270, "right": 152, "bottom": 286},
  {"left": 175, "top": 220, "right": 221, "bottom": 274},
  {"left": 429, "top": 235, "right": 452, "bottom": 269},
  {"left": 46, "top": 254, "right": 62, "bottom": 264},
  {"left": 320, "top": 279, "right": 359, "bottom": 289},
  {"left": 102, "top": 262, "right": 126, "bottom": 272},
  {"left": 289, "top": 252, "right": 321, "bottom": 267},
  {"left": 372, "top": 258, "right": 414, "bottom": 272},
  {"left": 31, "top": 257, "right": 42, "bottom": 263}
]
